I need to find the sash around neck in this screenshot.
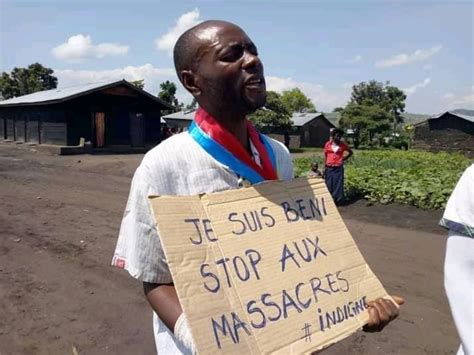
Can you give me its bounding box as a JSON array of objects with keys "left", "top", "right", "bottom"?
[{"left": 188, "top": 108, "right": 278, "bottom": 184}]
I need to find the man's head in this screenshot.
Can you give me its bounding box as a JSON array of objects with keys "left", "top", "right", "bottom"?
[
  {"left": 173, "top": 20, "right": 266, "bottom": 120},
  {"left": 331, "top": 128, "right": 344, "bottom": 144}
]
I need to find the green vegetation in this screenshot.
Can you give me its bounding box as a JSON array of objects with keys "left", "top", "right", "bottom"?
[
  {"left": 280, "top": 88, "right": 316, "bottom": 113},
  {"left": 294, "top": 150, "right": 471, "bottom": 210},
  {"left": 130, "top": 79, "right": 145, "bottom": 90},
  {"left": 158, "top": 80, "right": 183, "bottom": 114},
  {"left": 249, "top": 91, "right": 292, "bottom": 129},
  {"left": 249, "top": 88, "right": 316, "bottom": 129},
  {"left": 338, "top": 80, "right": 407, "bottom": 148},
  {"left": 1, "top": 63, "right": 58, "bottom": 99}
]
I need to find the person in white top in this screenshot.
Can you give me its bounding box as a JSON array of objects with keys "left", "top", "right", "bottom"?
[
  {"left": 441, "top": 164, "right": 474, "bottom": 355},
  {"left": 113, "top": 20, "right": 403, "bottom": 354}
]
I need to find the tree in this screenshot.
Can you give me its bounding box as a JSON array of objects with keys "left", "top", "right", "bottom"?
[
  {"left": 340, "top": 102, "right": 391, "bottom": 147},
  {"left": 340, "top": 80, "right": 407, "bottom": 146},
  {"left": 280, "top": 88, "right": 316, "bottom": 113},
  {"left": 0, "top": 63, "right": 58, "bottom": 99},
  {"left": 350, "top": 80, "right": 406, "bottom": 124},
  {"left": 158, "top": 80, "right": 183, "bottom": 114},
  {"left": 130, "top": 79, "right": 145, "bottom": 90},
  {"left": 186, "top": 97, "right": 197, "bottom": 110},
  {"left": 248, "top": 91, "right": 292, "bottom": 129}
]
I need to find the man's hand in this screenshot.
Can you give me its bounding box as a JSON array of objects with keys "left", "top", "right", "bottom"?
[
  {"left": 363, "top": 295, "right": 405, "bottom": 332},
  {"left": 143, "top": 282, "right": 183, "bottom": 332}
]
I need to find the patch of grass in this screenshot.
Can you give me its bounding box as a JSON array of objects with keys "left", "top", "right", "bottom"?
[{"left": 294, "top": 150, "right": 471, "bottom": 209}]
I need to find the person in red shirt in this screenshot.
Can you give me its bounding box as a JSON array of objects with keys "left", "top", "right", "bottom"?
[{"left": 324, "top": 128, "right": 353, "bottom": 205}]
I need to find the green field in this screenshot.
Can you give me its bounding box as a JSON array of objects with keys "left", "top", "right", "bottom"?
[{"left": 294, "top": 150, "right": 472, "bottom": 210}]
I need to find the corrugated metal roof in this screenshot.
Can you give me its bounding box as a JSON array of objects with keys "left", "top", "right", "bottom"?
[
  {"left": 162, "top": 110, "right": 335, "bottom": 127},
  {"left": 162, "top": 109, "right": 196, "bottom": 121},
  {"left": 0, "top": 79, "right": 173, "bottom": 109},
  {"left": 423, "top": 111, "right": 474, "bottom": 124},
  {"left": 455, "top": 113, "right": 474, "bottom": 122},
  {"left": 323, "top": 112, "right": 341, "bottom": 127},
  {"left": 290, "top": 112, "right": 323, "bottom": 126}
]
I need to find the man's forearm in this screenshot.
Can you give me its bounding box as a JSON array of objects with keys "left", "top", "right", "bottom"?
[{"left": 143, "top": 282, "right": 183, "bottom": 332}]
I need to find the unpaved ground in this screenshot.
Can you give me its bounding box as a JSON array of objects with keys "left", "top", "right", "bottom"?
[{"left": 0, "top": 143, "right": 458, "bottom": 355}]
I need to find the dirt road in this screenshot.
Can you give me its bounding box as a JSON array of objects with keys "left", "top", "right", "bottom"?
[{"left": 0, "top": 143, "right": 458, "bottom": 354}]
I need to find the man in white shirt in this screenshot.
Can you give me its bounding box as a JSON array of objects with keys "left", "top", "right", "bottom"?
[
  {"left": 441, "top": 164, "right": 473, "bottom": 355},
  {"left": 113, "top": 20, "right": 403, "bottom": 354}
]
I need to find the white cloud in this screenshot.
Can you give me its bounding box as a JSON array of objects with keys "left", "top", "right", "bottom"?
[
  {"left": 155, "top": 8, "right": 201, "bottom": 56},
  {"left": 347, "top": 55, "right": 362, "bottom": 64},
  {"left": 54, "top": 64, "right": 182, "bottom": 96},
  {"left": 375, "top": 45, "right": 442, "bottom": 68},
  {"left": 403, "top": 77, "right": 431, "bottom": 95},
  {"left": 442, "top": 87, "right": 474, "bottom": 109},
  {"left": 266, "top": 76, "right": 349, "bottom": 112},
  {"left": 52, "top": 34, "right": 129, "bottom": 62}
]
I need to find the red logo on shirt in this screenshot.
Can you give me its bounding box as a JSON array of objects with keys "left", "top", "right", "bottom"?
[{"left": 115, "top": 258, "right": 126, "bottom": 269}]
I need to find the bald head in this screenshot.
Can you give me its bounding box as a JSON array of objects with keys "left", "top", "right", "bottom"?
[
  {"left": 172, "top": 20, "right": 266, "bottom": 119},
  {"left": 173, "top": 20, "right": 242, "bottom": 83}
]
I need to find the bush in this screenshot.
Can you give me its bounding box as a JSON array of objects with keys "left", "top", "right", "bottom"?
[
  {"left": 294, "top": 150, "right": 471, "bottom": 209},
  {"left": 390, "top": 139, "right": 409, "bottom": 150}
]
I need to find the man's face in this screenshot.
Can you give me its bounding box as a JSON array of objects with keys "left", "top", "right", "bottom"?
[{"left": 193, "top": 23, "right": 266, "bottom": 116}]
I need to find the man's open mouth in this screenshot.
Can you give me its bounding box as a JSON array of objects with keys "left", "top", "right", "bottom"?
[{"left": 245, "top": 77, "right": 265, "bottom": 89}]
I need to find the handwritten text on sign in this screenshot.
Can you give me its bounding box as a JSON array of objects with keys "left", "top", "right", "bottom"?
[{"left": 149, "top": 178, "right": 389, "bottom": 354}]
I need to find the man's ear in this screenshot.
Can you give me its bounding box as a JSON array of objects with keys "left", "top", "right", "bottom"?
[{"left": 181, "top": 70, "right": 201, "bottom": 97}]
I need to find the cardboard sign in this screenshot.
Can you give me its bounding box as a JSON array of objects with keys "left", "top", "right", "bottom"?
[{"left": 149, "top": 178, "right": 390, "bottom": 354}]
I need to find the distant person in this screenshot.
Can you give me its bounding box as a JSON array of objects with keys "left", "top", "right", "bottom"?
[
  {"left": 161, "top": 125, "right": 171, "bottom": 140},
  {"left": 284, "top": 129, "right": 290, "bottom": 149},
  {"left": 441, "top": 164, "right": 473, "bottom": 355},
  {"left": 324, "top": 128, "right": 353, "bottom": 205},
  {"left": 307, "top": 161, "right": 323, "bottom": 178}
]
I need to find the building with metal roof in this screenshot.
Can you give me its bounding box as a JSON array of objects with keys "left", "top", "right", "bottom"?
[
  {"left": 287, "top": 112, "right": 335, "bottom": 148},
  {"left": 162, "top": 110, "right": 196, "bottom": 129},
  {"left": 0, "top": 80, "right": 172, "bottom": 153},
  {"left": 161, "top": 109, "right": 335, "bottom": 148},
  {"left": 413, "top": 110, "right": 474, "bottom": 157}
]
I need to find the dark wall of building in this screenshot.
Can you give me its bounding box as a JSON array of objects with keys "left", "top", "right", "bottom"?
[
  {"left": 262, "top": 120, "right": 333, "bottom": 149},
  {"left": 0, "top": 106, "right": 67, "bottom": 145},
  {"left": 164, "top": 118, "right": 192, "bottom": 129},
  {"left": 427, "top": 114, "right": 474, "bottom": 134},
  {"left": 144, "top": 111, "right": 162, "bottom": 146},
  {"left": 414, "top": 115, "right": 474, "bottom": 157},
  {"left": 67, "top": 91, "right": 163, "bottom": 147},
  {"left": 267, "top": 133, "right": 300, "bottom": 149},
  {"left": 41, "top": 107, "right": 67, "bottom": 145},
  {"left": 300, "top": 118, "right": 332, "bottom": 147},
  {"left": 0, "top": 85, "right": 165, "bottom": 148}
]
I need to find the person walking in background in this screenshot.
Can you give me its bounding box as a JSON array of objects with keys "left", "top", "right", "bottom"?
[
  {"left": 324, "top": 128, "right": 353, "bottom": 205},
  {"left": 284, "top": 129, "right": 290, "bottom": 149},
  {"left": 441, "top": 164, "right": 473, "bottom": 355}
]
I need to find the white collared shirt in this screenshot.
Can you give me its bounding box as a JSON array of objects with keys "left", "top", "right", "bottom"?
[{"left": 112, "top": 131, "right": 294, "bottom": 354}]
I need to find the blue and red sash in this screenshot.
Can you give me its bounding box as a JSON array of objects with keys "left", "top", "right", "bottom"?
[{"left": 188, "top": 108, "right": 278, "bottom": 184}]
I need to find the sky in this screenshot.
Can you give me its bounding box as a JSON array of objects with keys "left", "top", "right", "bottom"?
[{"left": 1, "top": 0, "right": 473, "bottom": 114}]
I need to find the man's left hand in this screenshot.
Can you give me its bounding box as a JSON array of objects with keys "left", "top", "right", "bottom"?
[{"left": 363, "top": 295, "right": 405, "bottom": 332}]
